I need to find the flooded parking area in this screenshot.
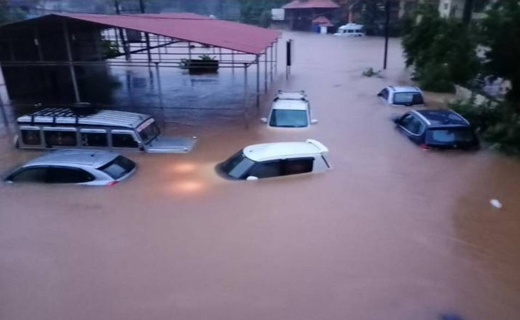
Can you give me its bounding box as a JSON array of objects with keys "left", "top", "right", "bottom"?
[{"left": 1, "top": 32, "right": 520, "bottom": 320}]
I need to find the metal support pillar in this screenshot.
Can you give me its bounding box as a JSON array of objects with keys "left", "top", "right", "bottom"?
[
  {"left": 264, "top": 50, "right": 268, "bottom": 93},
  {"left": 270, "top": 44, "right": 273, "bottom": 82},
  {"left": 231, "top": 50, "right": 235, "bottom": 73},
  {"left": 188, "top": 42, "right": 192, "bottom": 60},
  {"left": 244, "top": 64, "right": 248, "bottom": 109},
  {"left": 155, "top": 62, "right": 163, "bottom": 109},
  {"left": 145, "top": 33, "right": 152, "bottom": 62},
  {"left": 63, "top": 21, "right": 80, "bottom": 103},
  {"left": 34, "top": 29, "right": 43, "bottom": 61},
  {"left": 7, "top": 40, "right": 15, "bottom": 61},
  {"left": 256, "top": 56, "right": 260, "bottom": 108},
  {"left": 275, "top": 40, "right": 278, "bottom": 74}
]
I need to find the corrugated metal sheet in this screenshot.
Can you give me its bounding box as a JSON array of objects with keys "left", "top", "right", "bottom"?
[
  {"left": 0, "top": 13, "right": 280, "bottom": 55},
  {"left": 283, "top": 0, "right": 340, "bottom": 9}
]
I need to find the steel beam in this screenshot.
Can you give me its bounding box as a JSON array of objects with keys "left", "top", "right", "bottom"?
[{"left": 63, "top": 21, "right": 81, "bottom": 103}]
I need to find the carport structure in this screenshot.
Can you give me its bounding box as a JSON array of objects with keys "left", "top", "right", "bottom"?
[{"left": 0, "top": 13, "right": 281, "bottom": 108}]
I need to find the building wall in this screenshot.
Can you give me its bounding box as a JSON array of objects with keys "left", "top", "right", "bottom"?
[{"left": 438, "top": 0, "right": 465, "bottom": 18}]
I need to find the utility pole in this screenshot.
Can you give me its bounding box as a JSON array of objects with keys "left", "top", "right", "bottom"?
[{"left": 383, "top": 0, "right": 390, "bottom": 69}]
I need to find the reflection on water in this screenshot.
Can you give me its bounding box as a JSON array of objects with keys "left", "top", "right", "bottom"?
[{"left": 0, "top": 32, "right": 520, "bottom": 320}]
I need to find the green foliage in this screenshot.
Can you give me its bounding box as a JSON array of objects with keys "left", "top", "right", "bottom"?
[
  {"left": 451, "top": 99, "right": 520, "bottom": 154},
  {"left": 101, "top": 40, "right": 120, "bottom": 58},
  {"left": 401, "top": 3, "right": 480, "bottom": 92},
  {"left": 480, "top": 0, "right": 520, "bottom": 108},
  {"left": 237, "top": 0, "right": 289, "bottom": 26},
  {"left": 0, "top": 0, "right": 27, "bottom": 25}
]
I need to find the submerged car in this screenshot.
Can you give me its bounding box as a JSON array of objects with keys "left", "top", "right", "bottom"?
[
  {"left": 378, "top": 86, "right": 425, "bottom": 107},
  {"left": 261, "top": 91, "right": 317, "bottom": 128},
  {"left": 15, "top": 107, "right": 197, "bottom": 153},
  {"left": 219, "top": 139, "right": 330, "bottom": 180},
  {"left": 393, "top": 110, "right": 479, "bottom": 150},
  {"left": 3, "top": 150, "right": 136, "bottom": 186}
]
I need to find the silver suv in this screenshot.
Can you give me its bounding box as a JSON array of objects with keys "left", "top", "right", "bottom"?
[{"left": 4, "top": 150, "right": 136, "bottom": 186}]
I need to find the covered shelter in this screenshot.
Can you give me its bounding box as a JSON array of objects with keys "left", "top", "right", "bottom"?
[
  {"left": 0, "top": 13, "right": 281, "bottom": 110},
  {"left": 283, "top": 0, "right": 340, "bottom": 31}
]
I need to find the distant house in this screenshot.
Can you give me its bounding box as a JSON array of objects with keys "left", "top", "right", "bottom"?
[{"left": 283, "top": 0, "right": 340, "bottom": 31}]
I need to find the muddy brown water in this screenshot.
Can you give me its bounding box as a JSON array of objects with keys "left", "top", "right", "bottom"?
[{"left": 1, "top": 32, "right": 520, "bottom": 320}]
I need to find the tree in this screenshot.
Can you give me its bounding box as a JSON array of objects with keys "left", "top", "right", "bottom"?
[
  {"left": 402, "top": 3, "right": 480, "bottom": 92},
  {"left": 0, "top": 0, "right": 27, "bottom": 25},
  {"left": 480, "top": 0, "right": 520, "bottom": 108},
  {"left": 237, "top": 0, "right": 289, "bottom": 26}
]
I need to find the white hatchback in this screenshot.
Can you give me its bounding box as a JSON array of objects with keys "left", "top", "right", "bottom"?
[
  {"left": 261, "top": 91, "right": 318, "bottom": 128},
  {"left": 219, "top": 139, "right": 331, "bottom": 180},
  {"left": 377, "top": 86, "right": 425, "bottom": 107}
]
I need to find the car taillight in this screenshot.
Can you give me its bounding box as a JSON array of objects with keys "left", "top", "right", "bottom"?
[
  {"left": 419, "top": 143, "right": 430, "bottom": 149},
  {"left": 107, "top": 181, "right": 119, "bottom": 186}
]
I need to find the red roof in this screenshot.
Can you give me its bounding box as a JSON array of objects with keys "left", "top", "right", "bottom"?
[
  {"left": 46, "top": 13, "right": 280, "bottom": 55},
  {"left": 283, "top": 0, "right": 340, "bottom": 9},
  {"left": 312, "top": 16, "right": 333, "bottom": 26}
]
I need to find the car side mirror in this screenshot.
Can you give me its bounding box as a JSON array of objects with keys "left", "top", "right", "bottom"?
[
  {"left": 260, "top": 118, "right": 268, "bottom": 123},
  {"left": 246, "top": 176, "right": 259, "bottom": 181},
  {"left": 311, "top": 119, "right": 318, "bottom": 125}
]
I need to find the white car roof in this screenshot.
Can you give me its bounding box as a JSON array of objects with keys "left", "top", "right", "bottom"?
[
  {"left": 24, "top": 150, "right": 118, "bottom": 168},
  {"left": 272, "top": 99, "right": 308, "bottom": 111},
  {"left": 387, "top": 86, "right": 422, "bottom": 93},
  {"left": 17, "top": 108, "right": 150, "bottom": 129},
  {"left": 275, "top": 91, "right": 308, "bottom": 101},
  {"left": 244, "top": 140, "right": 328, "bottom": 162},
  {"left": 338, "top": 23, "right": 364, "bottom": 30}
]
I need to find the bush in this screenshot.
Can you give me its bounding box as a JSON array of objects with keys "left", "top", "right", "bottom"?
[{"left": 451, "top": 99, "right": 520, "bottom": 154}]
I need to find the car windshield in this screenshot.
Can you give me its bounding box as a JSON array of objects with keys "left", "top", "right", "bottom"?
[
  {"left": 269, "top": 109, "right": 308, "bottom": 127},
  {"left": 393, "top": 92, "right": 424, "bottom": 105},
  {"left": 138, "top": 120, "right": 160, "bottom": 145},
  {"left": 99, "top": 156, "right": 136, "bottom": 180},
  {"left": 221, "top": 151, "right": 256, "bottom": 179},
  {"left": 426, "top": 128, "right": 476, "bottom": 144}
]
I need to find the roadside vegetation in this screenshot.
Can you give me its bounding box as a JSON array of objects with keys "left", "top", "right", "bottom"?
[{"left": 403, "top": 0, "right": 520, "bottom": 154}]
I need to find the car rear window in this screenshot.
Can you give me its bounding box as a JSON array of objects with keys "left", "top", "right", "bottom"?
[
  {"left": 270, "top": 110, "right": 308, "bottom": 127},
  {"left": 426, "top": 128, "right": 476, "bottom": 144},
  {"left": 99, "top": 156, "right": 136, "bottom": 179},
  {"left": 393, "top": 92, "right": 424, "bottom": 105}
]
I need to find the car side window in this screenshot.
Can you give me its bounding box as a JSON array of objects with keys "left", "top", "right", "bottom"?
[
  {"left": 379, "top": 89, "right": 389, "bottom": 100},
  {"left": 283, "top": 158, "right": 314, "bottom": 176},
  {"left": 401, "top": 115, "right": 423, "bottom": 135},
  {"left": 46, "top": 168, "right": 95, "bottom": 184},
  {"left": 8, "top": 167, "right": 48, "bottom": 183},
  {"left": 249, "top": 160, "right": 282, "bottom": 178},
  {"left": 44, "top": 130, "right": 77, "bottom": 147},
  {"left": 81, "top": 131, "right": 108, "bottom": 147},
  {"left": 21, "top": 129, "right": 41, "bottom": 145},
  {"left": 112, "top": 132, "right": 138, "bottom": 148}
]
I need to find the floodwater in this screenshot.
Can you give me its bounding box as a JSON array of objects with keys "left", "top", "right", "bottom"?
[{"left": 1, "top": 31, "right": 520, "bottom": 320}]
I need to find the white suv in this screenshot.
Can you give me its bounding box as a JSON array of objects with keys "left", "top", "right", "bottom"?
[
  {"left": 261, "top": 91, "right": 318, "bottom": 128},
  {"left": 219, "top": 140, "right": 330, "bottom": 180}
]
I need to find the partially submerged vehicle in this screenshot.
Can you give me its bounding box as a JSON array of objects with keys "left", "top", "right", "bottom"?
[
  {"left": 393, "top": 110, "right": 479, "bottom": 150},
  {"left": 334, "top": 23, "right": 365, "bottom": 37},
  {"left": 15, "top": 108, "right": 197, "bottom": 153},
  {"left": 378, "top": 86, "right": 425, "bottom": 107},
  {"left": 261, "top": 91, "right": 318, "bottom": 128},
  {"left": 219, "top": 139, "right": 331, "bottom": 180},
  {"left": 3, "top": 150, "right": 136, "bottom": 186}
]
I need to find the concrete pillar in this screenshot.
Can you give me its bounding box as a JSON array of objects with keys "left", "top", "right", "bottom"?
[
  {"left": 264, "top": 50, "right": 267, "bottom": 93},
  {"left": 256, "top": 56, "right": 260, "bottom": 108}
]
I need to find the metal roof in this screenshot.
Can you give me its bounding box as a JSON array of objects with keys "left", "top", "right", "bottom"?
[
  {"left": 0, "top": 13, "right": 281, "bottom": 55},
  {"left": 17, "top": 108, "right": 150, "bottom": 129},
  {"left": 244, "top": 140, "right": 328, "bottom": 162},
  {"left": 283, "top": 0, "right": 340, "bottom": 9},
  {"left": 25, "top": 150, "right": 118, "bottom": 168}
]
